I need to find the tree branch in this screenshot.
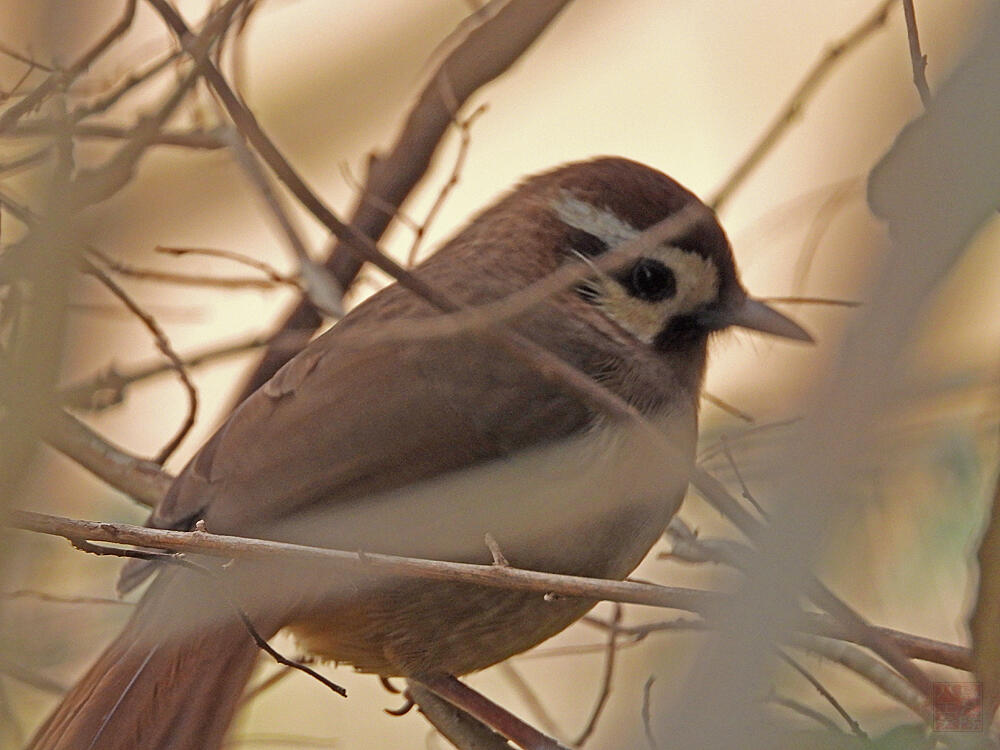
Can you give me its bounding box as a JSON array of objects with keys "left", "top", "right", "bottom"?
[{"left": 234, "top": 0, "right": 574, "bottom": 400}]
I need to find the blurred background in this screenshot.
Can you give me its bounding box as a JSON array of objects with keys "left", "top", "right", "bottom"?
[{"left": 1, "top": 0, "right": 998, "bottom": 747}]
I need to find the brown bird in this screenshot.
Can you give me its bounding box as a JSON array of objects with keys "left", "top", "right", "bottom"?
[{"left": 28, "top": 157, "right": 810, "bottom": 750}]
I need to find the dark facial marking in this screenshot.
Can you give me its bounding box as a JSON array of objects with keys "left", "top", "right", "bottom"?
[
  {"left": 565, "top": 227, "right": 609, "bottom": 258},
  {"left": 622, "top": 258, "right": 676, "bottom": 302},
  {"left": 653, "top": 314, "right": 707, "bottom": 350}
]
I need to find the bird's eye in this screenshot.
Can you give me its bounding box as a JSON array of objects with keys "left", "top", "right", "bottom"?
[{"left": 627, "top": 259, "right": 676, "bottom": 302}]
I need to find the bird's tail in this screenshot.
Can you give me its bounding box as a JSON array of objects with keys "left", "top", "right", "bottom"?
[{"left": 27, "top": 569, "right": 271, "bottom": 750}]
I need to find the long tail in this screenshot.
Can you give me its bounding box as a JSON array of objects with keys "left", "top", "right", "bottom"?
[{"left": 27, "top": 569, "right": 272, "bottom": 750}]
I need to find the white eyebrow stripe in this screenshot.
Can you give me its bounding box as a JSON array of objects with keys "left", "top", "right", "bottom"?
[{"left": 552, "top": 192, "right": 640, "bottom": 246}]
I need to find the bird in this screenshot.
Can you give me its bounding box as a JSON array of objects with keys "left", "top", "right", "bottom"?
[{"left": 28, "top": 157, "right": 810, "bottom": 750}]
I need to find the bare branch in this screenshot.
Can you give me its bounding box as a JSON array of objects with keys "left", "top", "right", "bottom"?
[
  {"left": 416, "top": 673, "right": 569, "bottom": 750},
  {"left": 82, "top": 260, "right": 197, "bottom": 464},
  {"left": 406, "top": 681, "right": 511, "bottom": 750},
  {"left": 7, "top": 510, "right": 975, "bottom": 674},
  {"left": 901, "top": 0, "right": 932, "bottom": 107},
  {"left": 710, "top": 0, "right": 896, "bottom": 210},
  {"left": 406, "top": 104, "right": 487, "bottom": 267},
  {"left": 70, "top": 50, "right": 182, "bottom": 120},
  {"left": 789, "top": 634, "right": 931, "bottom": 721},
  {"left": 236, "top": 0, "right": 573, "bottom": 399},
  {"left": 220, "top": 127, "right": 342, "bottom": 316},
  {"left": 572, "top": 604, "right": 621, "bottom": 746},
  {"left": 154, "top": 245, "right": 299, "bottom": 286},
  {"left": 777, "top": 649, "right": 866, "bottom": 738},
  {"left": 12, "top": 120, "right": 228, "bottom": 149},
  {"left": 88, "top": 246, "right": 286, "bottom": 289},
  {"left": 70, "top": 538, "right": 347, "bottom": 698},
  {"left": 700, "top": 392, "right": 755, "bottom": 423},
  {"left": 60, "top": 331, "right": 305, "bottom": 412},
  {"left": 689, "top": 467, "right": 936, "bottom": 702},
  {"left": 641, "top": 676, "right": 658, "bottom": 750},
  {"left": 42, "top": 410, "right": 173, "bottom": 507},
  {"left": 0, "top": 41, "right": 53, "bottom": 72},
  {"left": 0, "top": 0, "right": 138, "bottom": 132},
  {"left": 767, "top": 694, "right": 844, "bottom": 734}
]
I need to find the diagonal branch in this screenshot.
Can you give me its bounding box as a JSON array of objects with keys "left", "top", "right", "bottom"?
[
  {"left": 0, "top": 0, "right": 138, "bottom": 132},
  {"left": 710, "top": 0, "right": 896, "bottom": 210},
  {"left": 233, "top": 0, "right": 574, "bottom": 400}
]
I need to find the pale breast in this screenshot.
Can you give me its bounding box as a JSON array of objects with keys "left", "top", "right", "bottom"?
[{"left": 283, "top": 401, "right": 697, "bottom": 676}]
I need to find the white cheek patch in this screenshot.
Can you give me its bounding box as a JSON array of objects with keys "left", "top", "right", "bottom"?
[{"left": 551, "top": 192, "right": 721, "bottom": 344}]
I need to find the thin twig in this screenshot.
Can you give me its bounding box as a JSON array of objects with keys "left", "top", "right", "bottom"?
[
  {"left": 777, "top": 649, "right": 866, "bottom": 738},
  {"left": 69, "top": 538, "right": 348, "bottom": 698},
  {"left": 0, "top": 0, "right": 138, "bottom": 132},
  {"left": 71, "top": 50, "right": 183, "bottom": 120},
  {"left": 768, "top": 693, "right": 844, "bottom": 734},
  {"left": 641, "top": 676, "right": 658, "bottom": 750},
  {"left": 698, "top": 418, "right": 802, "bottom": 463},
  {"left": 407, "top": 104, "right": 487, "bottom": 266},
  {"left": 88, "top": 244, "right": 286, "bottom": 289},
  {"left": 417, "top": 673, "right": 569, "bottom": 750},
  {"left": 691, "top": 467, "right": 937, "bottom": 702},
  {"left": 761, "top": 296, "right": 860, "bottom": 307},
  {"left": 719, "top": 436, "right": 767, "bottom": 517},
  {"left": 573, "top": 604, "right": 621, "bottom": 746},
  {"left": 81, "top": 260, "right": 197, "bottom": 464},
  {"left": 239, "top": 667, "right": 293, "bottom": 707},
  {"left": 220, "top": 126, "right": 342, "bottom": 316},
  {"left": 67, "top": 0, "right": 245, "bottom": 209},
  {"left": 60, "top": 332, "right": 284, "bottom": 411},
  {"left": 3, "top": 589, "right": 132, "bottom": 606},
  {"left": 155, "top": 245, "right": 300, "bottom": 286},
  {"left": 791, "top": 178, "right": 863, "bottom": 293},
  {"left": 901, "top": 0, "right": 932, "bottom": 107},
  {"left": 790, "top": 633, "right": 931, "bottom": 721},
  {"left": 12, "top": 120, "right": 228, "bottom": 149},
  {"left": 710, "top": 0, "right": 896, "bottom": 210},
  {"left": 236, "top": 0, "right": 573, "bottom": 399},
  {"left": 700, "top": 392, "right": 755, "bottom": 423},
  {"left": 0, "top": 41, "right": 53, "bottom": 71}
]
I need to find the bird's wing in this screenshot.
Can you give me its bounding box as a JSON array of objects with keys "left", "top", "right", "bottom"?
[{"left": 151, "top": 302, "right": 597, "bottom": 539}]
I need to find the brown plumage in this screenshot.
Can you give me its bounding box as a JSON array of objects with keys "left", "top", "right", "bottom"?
[{"left": 29, "top": 158, "right": 808, "bottom": 749}]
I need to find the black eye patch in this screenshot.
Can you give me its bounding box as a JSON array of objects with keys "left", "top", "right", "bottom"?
[{"left": 623, "top": 258, "right": 676, "bottom": 302}]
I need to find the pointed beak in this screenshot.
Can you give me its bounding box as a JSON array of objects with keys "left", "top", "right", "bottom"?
[{"left": 730, "top": 297, "right": 814, "bottom": 343}]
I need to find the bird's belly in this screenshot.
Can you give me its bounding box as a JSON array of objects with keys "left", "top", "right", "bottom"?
[{"left": 285, "top": 406, "right": 696, "bottom": 676}]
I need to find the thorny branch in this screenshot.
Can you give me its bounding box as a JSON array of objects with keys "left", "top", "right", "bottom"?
[{"left": 7, "top": 511, "right": 973, "bottom": 677}]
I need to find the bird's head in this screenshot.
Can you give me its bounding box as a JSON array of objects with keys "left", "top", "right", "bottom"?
[{"left": 514, "top": 157, "right": 812, "bottom": 351}]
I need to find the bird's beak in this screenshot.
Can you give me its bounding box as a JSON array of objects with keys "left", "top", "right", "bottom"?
[{"left": 730, "top": 297, "right": 814, "bottom": 342}]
